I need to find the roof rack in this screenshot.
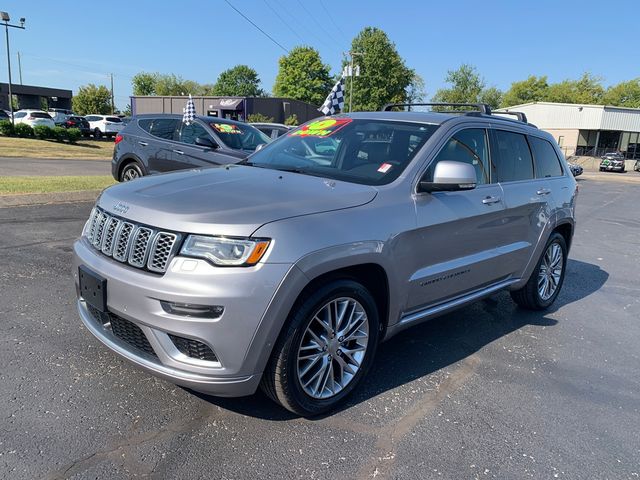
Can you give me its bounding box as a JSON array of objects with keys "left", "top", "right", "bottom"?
[
  {"left": 491, "top": 110, "right": 528, "bottom": 123},
  {"left": 381, "top": 102, "right": 492, "bottom": 115}
]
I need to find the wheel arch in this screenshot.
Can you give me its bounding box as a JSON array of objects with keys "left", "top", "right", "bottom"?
[{"left": 117, "top": 155, "right": 146, "bottom": 181}]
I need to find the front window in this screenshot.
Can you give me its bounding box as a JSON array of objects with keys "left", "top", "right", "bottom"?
[
  {"left": 246, "top": 117, "right": 439, "bottom": 185},
  {"left": 209, "top": 122, "right": 269, "bottom": 151}
]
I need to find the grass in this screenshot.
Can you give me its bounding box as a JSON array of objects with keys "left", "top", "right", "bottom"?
[
  {"left": 0, "top": 176, "right": 116, "bottom": 195},
  {"left": 0, "top": 136, "right": 113, "bottom": 160}
]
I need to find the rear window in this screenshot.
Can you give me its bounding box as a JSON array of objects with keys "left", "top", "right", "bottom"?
[
  {"left": 32, "top": 112, "right": 52, "bottom": 119},
  {"left": 106, "top": 117, "right": 122, "bottom": 123},
  {"left": 529, "top": 136, "right": 563, "bottom": 178},
  {"left": 492, "top": 130, "right": 534, "bottom": 182}
]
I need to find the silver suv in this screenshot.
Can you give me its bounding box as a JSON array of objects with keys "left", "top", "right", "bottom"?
[{"left": 73, "top": 104, "right": 577, "bottom": 416}]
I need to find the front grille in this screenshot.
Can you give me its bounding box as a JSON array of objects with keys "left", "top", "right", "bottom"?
[
  {"left": 168, "top": 334, "right": 218, "bottom": 362},
  {"left": 86, "top": 207, "right": 180, "bottom": 273},
  {"left": 86, "top": 303, "right": 157, "bottom": 358}
]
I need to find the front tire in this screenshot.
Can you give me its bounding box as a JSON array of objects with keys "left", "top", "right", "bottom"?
[
  {"left": 511, "top": 233, "right": 567, "bottom": 310},
  {"left": 261, "top": 279, "right": 380, "bottom": 416},
  {"left": 93, "top": 128, "right": 102, "bottom": 139}
]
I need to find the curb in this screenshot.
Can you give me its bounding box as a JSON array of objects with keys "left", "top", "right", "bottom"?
[{"left": 0, "top": 190, "right": 101, "bottom": 208}]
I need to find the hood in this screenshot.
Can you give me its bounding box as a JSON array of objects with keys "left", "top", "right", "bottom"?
[{"left": 98, "top": 165, "right": 377, "bottom": 237}]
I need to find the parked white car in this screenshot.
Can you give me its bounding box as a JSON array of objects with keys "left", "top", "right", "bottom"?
[
  {"left": 85, "top": 114, "right": 123, "bottom": 139},
  {"left": 13, "top": 110, "right": 55, "bottom": 128}
]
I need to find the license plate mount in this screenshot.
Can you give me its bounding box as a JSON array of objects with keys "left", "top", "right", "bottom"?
[{"left": 79, "top": 265, "right": 107, "bottom": 312}]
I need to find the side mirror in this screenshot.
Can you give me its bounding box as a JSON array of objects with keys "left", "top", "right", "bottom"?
[
  {"left": 418, "top": 161, "right": 477, "bottom": 193},
  {"left": 195, "top": 136, "right": 217, "bottom": 148},
  {"left": 255, "top": 143, "right": 266, "bottom": 152}
]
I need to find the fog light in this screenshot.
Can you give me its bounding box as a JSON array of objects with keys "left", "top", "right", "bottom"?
[{"left": 160, "top": 301, "right": 224, "bottom": 319}]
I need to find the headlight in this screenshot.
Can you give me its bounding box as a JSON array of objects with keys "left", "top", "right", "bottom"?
[{"left": 180, "top": 235, "right": 270, "bottom": 266}]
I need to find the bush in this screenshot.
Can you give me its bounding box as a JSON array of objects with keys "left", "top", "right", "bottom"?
[
  {"left": 52, "top": 126, "right": 67, "bottom": 142},
  {"left": 65, "top": 128, "right": 81, "bottom": 143},
  {"left": 14, "top": 123, "right": 34, "bottom": 138},
  {"left": 0, "top": 120, "right": 14, "bottom": 136},
  {"left": 247, "top": 113, "right": 274, "bottom": 123},
  {"left": 284, "top": 114, "right": 299, "bottom": 126},
  {"left": 34, "top": 125, "right": 54, "bottom": 140}
]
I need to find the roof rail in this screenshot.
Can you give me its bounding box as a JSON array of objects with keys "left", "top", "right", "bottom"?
[
  {"left": 381, "top": 102, "right": 492, "bottom": 115},
  {"left": 491, "top": 110, "right": 528, "bottom": 123}
]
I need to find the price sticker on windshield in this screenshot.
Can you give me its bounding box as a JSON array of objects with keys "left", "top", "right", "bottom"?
[
  {"left": 212, "top": 123, "right": 242, "bottom": 134},
  {"left": 289, "top": 118, "right": 352, "bottom": 138}
]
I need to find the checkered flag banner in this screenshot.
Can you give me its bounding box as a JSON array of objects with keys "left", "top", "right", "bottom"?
[
  {"left": 182, "top": 94, "right": 196, "bottom": 124},
  {"left": 319, "top": 77, "right": 345, "bottom": 115}
]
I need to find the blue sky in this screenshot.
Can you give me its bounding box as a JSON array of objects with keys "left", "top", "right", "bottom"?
[{"left": 1, "top": 0, "right": 637, "bottom": 110}]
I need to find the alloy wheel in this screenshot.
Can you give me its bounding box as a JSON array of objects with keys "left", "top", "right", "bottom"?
[
  {"left": 538, "top": 242, "right": 563, "bottom": 301},
  {"left": 122, "top": 167, "right": 140, "bottom": 181},
  {"left": 296, "top": 297, "right": 369, "bottom": 399}
]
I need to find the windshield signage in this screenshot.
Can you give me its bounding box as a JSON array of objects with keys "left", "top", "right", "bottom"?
[{"left": 290, "top": 118, "right": 352, "bottom": 138}]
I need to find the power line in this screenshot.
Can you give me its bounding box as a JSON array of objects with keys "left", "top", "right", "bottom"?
[
  {"left": 275, "top": 1, "right": 342, "bottom": 57},
  {"left": 295, "top": 0, "right": 343, "bottom": 47},
  {"left": 262, "top": 0, "right": 305, "bottom": 44},
  {"left": 318, "top": 0, "right": 349, "bottom": 44},
  {"left": 223, "top": 0, "right": 289, "bottom": 53}
]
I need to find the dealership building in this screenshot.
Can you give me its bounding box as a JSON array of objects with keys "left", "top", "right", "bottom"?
[
  {"left": 0, "top": 83, "right": 72, "bottom": 112},
  {"left": 497, "top": 102, "right": 640, "bottom": 159},
  {"left": 130, "top": 95, "right": 320, "bottom": 124}
]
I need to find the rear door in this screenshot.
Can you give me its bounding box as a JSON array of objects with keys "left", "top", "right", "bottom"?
[
  {"left": 140, "top": 118, "right": 182, "bottom": 173},
  {"left": 490, "top": 128, "right": 552, "bottom": 273}
]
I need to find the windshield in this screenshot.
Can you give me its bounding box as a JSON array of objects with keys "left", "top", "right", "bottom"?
[
  {"left": 209, "top": 122, "right": 270, "bottom": 151},
  {"left": 247, "top": 117, "right": 439, "bottom": 185}
]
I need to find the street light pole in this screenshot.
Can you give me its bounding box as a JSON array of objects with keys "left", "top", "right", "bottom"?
[
  {"left": 345, "top": 51, "right": 363, "bottom": 113},
  {"left": 1, "top": 12, "right": 26, "bottom": 125}
]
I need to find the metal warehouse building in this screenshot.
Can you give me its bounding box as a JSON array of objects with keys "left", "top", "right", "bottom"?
[
  {"left": 497, "top": 102, "right": 640, "bottom": 159},
  {"left": 131, "top": 95, "right": 320, "bottom": 124}
]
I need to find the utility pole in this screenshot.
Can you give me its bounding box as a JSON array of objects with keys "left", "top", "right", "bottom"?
[
  {"left": 344, "top": 51, "right": 363, "bottom": 113},
  {"left": 110, "top": 73, "right": 115, "bottom": 114},
  {"left": 17, "top": 50, "right": 22, "bottom": 84},
  {"left": 1, "top": 12, "right": 25, "bottom": 124}
]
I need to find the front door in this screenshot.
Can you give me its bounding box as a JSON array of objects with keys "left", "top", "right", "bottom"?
[
  {"left": 407, "top": 128, "right": 514, "bottom": 311},
  {"left": 176, "top": 121, "right": 233, "bottom": 168}
]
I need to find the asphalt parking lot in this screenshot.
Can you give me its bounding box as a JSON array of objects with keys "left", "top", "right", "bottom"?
[{"left": 1, "top": 176, "right": 639, "bottom": 479}]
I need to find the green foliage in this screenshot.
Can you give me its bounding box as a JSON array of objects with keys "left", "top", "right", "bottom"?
[
  {"left": 247, "top": 113, "right": 274, "bottom": 123},
  {"left": 406, "top": 73, "right": 426, "bottom": 103},
  {"left": 132, "top": 72, "right": 158, "bottom": 96},
  {"left": 65, "top": 128, "right": 81, "bottom": 143},
  {"left": 431, "top": 64, "right": 502, "bottom": 110},
  {"left": 603, "top": 78, "right": 640, "bottom": 108},
  {"left": 211, "top": 65, "right": 264, "bottom": 97},
  {"left": 14, "top": 123, "right": 34, "bottom": 138},
  {"left": 34, "top": 125, "right": 54, "bottom": 140},
  {"left": 52, "top": 126, "right": 67, "bottom": 142},
  {"left": 501, "top": 76, "right": 549, "bottom": 107},
  {"left": 345, "top": 27, "right": 414, "bottom": 111},
  {"left": 40, "top": 97, "right": 49, "bottom": 111},
  {"left": 284, "top": 114, "right": 299, "bottom": 126},
  {"left": 273, "top": 46, "right": 332, "bottom": 105},
  {"left": 0, "top": 120, "right": 15, "bottom": 136},
  {"left": 122, "top": 104, "right": 132, "bottom": 117},
  {"left": 545, "top": 73, "right": 605, "bottom": 104},
  {"left": 73, "top": 84, "right": 112, "bottom": 115}
]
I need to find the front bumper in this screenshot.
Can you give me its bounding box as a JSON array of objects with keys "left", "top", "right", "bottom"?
[
  {"left": 73, "top": 237, "right": 293, "bottom": 397},
  {"left": 601, "top": 163, "right": 625, "bottom": 171}
]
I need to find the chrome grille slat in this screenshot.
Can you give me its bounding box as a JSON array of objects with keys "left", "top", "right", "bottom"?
[{"left": 85, "top": 207, "right": 179, "bottom": 274}]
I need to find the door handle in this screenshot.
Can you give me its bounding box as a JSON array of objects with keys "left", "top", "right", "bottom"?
[
  {"left": 536, "top": 188, "right": 551, "bottom": 195},
  {"left": 138, "top": 141, "right": 148, "bottom": 146},
  {"left": 482, "top": 195, "right": 501, "bottom": 205},
  {"left": 173, "top": 149, "right": 184, "bottom": 155}
]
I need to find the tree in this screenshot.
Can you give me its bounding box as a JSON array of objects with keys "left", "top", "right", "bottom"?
[
  {"left": 604, "top": 78, "right": 640, "bottom": 108},
  {"left": 132, "top": 72, "right": 157, "bottom": 96},
  {"left": 212, "top": 65, "right": 264, "bottom": 97},
  {"left": 72, "top": 84, "right": 112, "bottom": 115},
  {"left": 273, "top": 46, "right": 332, "bottom": 106},
  {"left": 544, "top": 73, "right": 605, "bottom": 104},
  {"left": 431, "top": 64, "right": 502, "bottom": 110},
  {"left": 502, "top": 75, "right": 549, "bottom": 107},
  {"left": 345, "top": 27, "right": 414, "bottom": 111},
  {"left": 406, "top": 73, "right": 426, "bottom": 103},
  {"left": 479, "top": 86, "right": 503, "bottom": 110}
]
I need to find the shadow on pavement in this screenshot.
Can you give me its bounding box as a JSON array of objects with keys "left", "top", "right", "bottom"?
[{"left": 191, "top": 259, "right": 608, "bottom": 420}]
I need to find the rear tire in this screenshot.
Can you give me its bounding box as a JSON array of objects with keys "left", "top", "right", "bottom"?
[
  {"left": 119, "top": 162, "right": 143, "bottom": 182},
  {"left": 510, "top": 233, "right": 567, "bottom": 310},
  {"left": 260, "top": 279, "right": 379, "bottom": 416},
  {"left": 93, "top": 128, "right": 102, "bottom": 139}
]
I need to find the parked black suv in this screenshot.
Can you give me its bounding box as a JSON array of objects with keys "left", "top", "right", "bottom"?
[
  {"left": 112, "top": 114, "right": 270, "bottom": 182},
  {"left": 62, "top": 116, "right": 91, "bottom": 136}
]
